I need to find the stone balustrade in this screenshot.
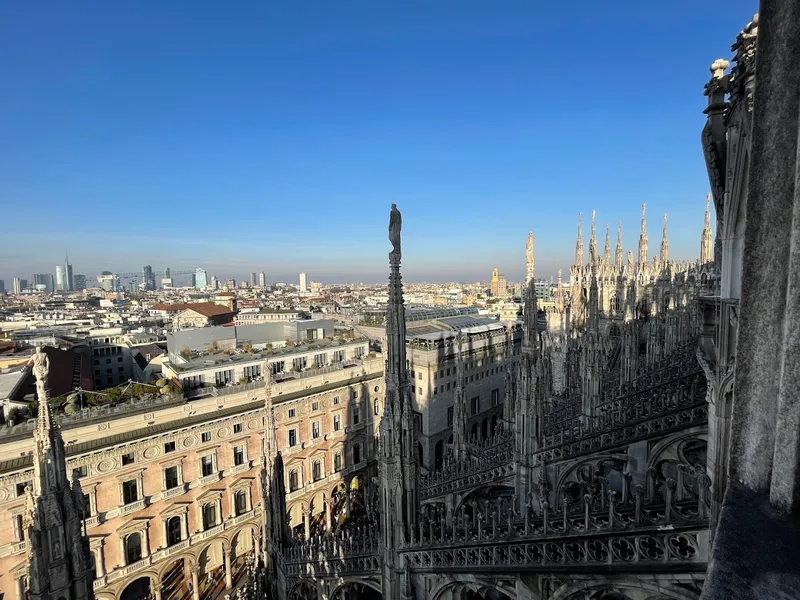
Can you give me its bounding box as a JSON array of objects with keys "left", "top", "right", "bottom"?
[{"left": 94, "top": 509, "right": 258, "bottom": 590}]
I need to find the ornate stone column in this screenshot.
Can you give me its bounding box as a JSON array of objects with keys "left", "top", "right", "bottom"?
[
  {"left": 303, "top": 508, "right": 310, "bottom": 539},
  {"left": 224, "top": 547, "right": 233, "bottom": 590},
  {"left": 325, "top": 501, "right": 332, "bottom": 532},
  {"left": 191, "top": 564, "right": 201, "bottom": 600},
  {"left": 15, "top": 577, "right": 25, "bottom": 600}
]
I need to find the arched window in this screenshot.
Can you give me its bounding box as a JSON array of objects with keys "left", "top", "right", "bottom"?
[
  {"left": 663, "top": 294, "right": 671, "bottom": 312},
  {"left": 312, "top": 460, "right": 322, "bottom": 482},
  {"left": 166, "top": 516, "right": 182, "bottom": 546},
  {"left": 202, "top": 503, "right": 217, "bottom": 531},
  {"left": 234, "top": 490, "right": 248, "bottom": 516},
  {"left": 289, "top": 469, "right": 299, "bottom": 492},
  {"left": 124, "top": 532, "right": 142, "bottom": 565},
  {"left": 610, "top": 295, "right": 621, "bottom": 312}
]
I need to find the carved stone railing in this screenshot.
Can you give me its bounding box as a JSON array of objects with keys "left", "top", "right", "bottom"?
[
  {"left": 283, "top": 525, "right": 382, "bottom": 577},
  {"left": 421, "top": 436, "right": 514, "bottom": 498},
  {"left": 537, "top": 368, "right": 707, "bottom": 463},
  {"left": 544, "top": 338, "right": 700, "bottom": 436},
  {"left": 404, "top": 470, "right": 710, "bottom": 574}
]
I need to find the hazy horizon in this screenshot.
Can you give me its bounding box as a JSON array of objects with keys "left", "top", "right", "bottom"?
[{"left": 1, "top": 1, "right": 746, "bottom": 286}]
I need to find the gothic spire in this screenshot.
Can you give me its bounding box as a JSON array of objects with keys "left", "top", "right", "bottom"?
[
  {"left": 615, "top": 221, "right": 624, "bottom": 266},
  {"left": 526, "top": 231, "right": 535, "bottom": 284},
  {"left": 589, "top": 210, "right": 598, "bottom": 265},
  {"left": 603, "top": 223, "right": 611, "bottom": 264},
  {"left": 575, "top": 213, "right": 584, "bottom": 265},
  {"left": 380, "top": 203, "right": 418, "bottom": 576},
  {"left": 660, "top": 213, "right": 669, "bottom": 264},
  {"left": 701, "top": 193, "right": 714, "bottom": 263},
  {"left": 638, "top": 203, "right": 649, "bottom": 265},
  {"left": 452, "top": 332, "right": 467, "bottom": 457},
  {"left": 588, "top": 263, "right": 599, "bottom": 331}
]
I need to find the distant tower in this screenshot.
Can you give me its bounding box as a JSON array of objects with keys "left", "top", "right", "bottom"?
[
  {"left": 26, "top": 347, "right": 93, "bottom": 600},
  {"left": 55, "top": 266, "right": 67, "bottom": 292},
  {"left": 64, "top": 254, "right": 74, "bottom": 292},
  {"left": 210, "top": 276, "right": 219, "bottom": 290},
  {"left": 195, "top": 268, "right": 208, "bottom": 290},
  {"left": 589, "top": 210, "right": 598, "bottom": 265},
  {"left": 660, "top": 213, "right": 669, "bottom": 264},
  {"left": 701, "top": 193, "right": 714, "bottom": 264},
  {"left": 299, "top": 272, "right": 308, "bottom": 293},
  {"left": 141, "top": 265, "right": 155, "bottom": 291},
  {"left": 258, "top": 271, "right": 266, "bottom": 287},
  {"left": 73, "top": 274, "right": 86, "bottom": 292},
  {"left": 250, "top": 272, "right": 257, "bottom": 286},
  {"left": 638, "top": 203, "right": 649, "bottom": 265}
]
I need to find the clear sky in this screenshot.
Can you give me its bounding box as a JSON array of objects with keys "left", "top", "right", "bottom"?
[{"left": 0, "top": 1, "right": 756, "bottom": 285}]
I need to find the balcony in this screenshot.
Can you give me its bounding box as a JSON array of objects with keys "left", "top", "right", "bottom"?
[
  {"left": 117, "top": 499, "right": 147, "bottom": 518},
  {"left": 199, "top": 472, "right": 220, "bottom": 487},
  {"left": 106, "top": 556, "right": 151, "bottom": 582},
  {"left": 224, "top": 462, "right": 252, "bottom": 477},
  {"left": 194, "top": 523, "right": 224, "bottom": 542},
  {"left": 0, "top": 540, "right": 27, "bottom": 558},
  {"left": 151, "top": 539, "right": 191, "bottom": 563},
  {"left": 227, "top": 509, "right": 256, "bottom": 528},
  {"left": 85, "top": 515, "right": 101, "bottom": 528},
  {"left": 160, "top": 484, "right": 188, "bottom": 501}
]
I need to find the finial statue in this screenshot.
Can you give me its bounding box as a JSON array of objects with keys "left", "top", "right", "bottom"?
[
  {"left": 389, "top": 204, "right": 402, "bottom": 257},
  {"left": 710, "top": 58, "right": 730, "bottom": 80},
  {"left": 526, "top": 231, "right": 534, "bottom": 265},
  {"left": 32, "top": 347, "right": 49, "bottom": 401}
]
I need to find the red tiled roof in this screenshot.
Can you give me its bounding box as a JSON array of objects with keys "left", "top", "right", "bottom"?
[{"left": 182, "top": 303, "right": 235, "bottom": 318}]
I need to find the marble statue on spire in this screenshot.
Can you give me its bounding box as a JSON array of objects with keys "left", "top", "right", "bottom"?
[
  {"left": 526, "top": 231, "right": 535, "bottom": 283},
  {"left": 389, "top": 203, "right": 402, "bottom": 257}
]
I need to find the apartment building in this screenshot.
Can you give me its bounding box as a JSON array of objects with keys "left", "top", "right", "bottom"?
[
  {"left": 0, "top": 347, "right": 383, "bottom": 600},
  {"left": 407, "top": 316, "right": 522, "bottom": 470}
]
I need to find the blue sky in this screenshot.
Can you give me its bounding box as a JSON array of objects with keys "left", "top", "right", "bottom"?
[{"left": 0, "top": 1, "right": 755, "bottom": 284}]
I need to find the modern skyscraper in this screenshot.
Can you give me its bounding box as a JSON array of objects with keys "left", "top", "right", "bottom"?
[
  {"left": 164, "top": 267, "right": 171, "bottom": 279},
  {"left": 55, "top": 265, "right": 67, "bottom": 291},
  {"left": 210, "top": 276, "right": 219, "bottom": 290},
  {"left": 73, "top": 273, "right": 86, "bottom": 291},
  {"left": 250, "top": 272, "right": 257, "bottom": 286},
  {"left": 0, "top": 280, "right": 4, "bottom": 294},
  {"left": 32, "top": 274, "right": 55, "bottom": 293},
  {"left": 195, "top": 268, "right": 208, "bottom": 289},
  {"left": 258, "top": 271, "right": 266, "bottom": 287},
  {"left": 12, "top": 278, "right": 25, "bottom": 295},
  {"left": 142, "top": 265, "right": 155, "bottom": 291},
  {"left": 299, "top": 272, "right": 308, "bottom": 293}
]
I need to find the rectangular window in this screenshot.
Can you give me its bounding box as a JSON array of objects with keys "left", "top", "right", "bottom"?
[
  {"left": 471, "top": 396, "right": 480, "bottom": 416},
  {"left": 72, "top": 465, "right": 88, "bottom": 479},
  {"left": 82, "top": 494, "right": 92, "bottom": 517},
  {"left": 446, "top": 382, "right": 451, "bottom": 391},
  {"left": 233, "top": 423, "right": 243, "bottom": 434},
  {"left": 118, "top": 356, "right": 123, "bottom": 362},
  {"left": 164, "top": 466, "right": 179, "bottom": 490},
  {"left": 447, "top": 407, "right": 454, "bottom": 426},
  {"left": 491, "top": 388, "right": 500, "bottom": 406},
  {"left": 233, "top": 446, "right": 245, "bottom": 466},
  {"left": 333, "top": 415, "right": 341, "bottom": 431},
  {"left": 334, "top": 452, "right": 343, "bottom": 472},
  {"left": 351, "top": 390, "right": 358, "bottom": 399},
  {"left": 288, "top": 408, "right": 296, "bottom": 418},
  {"left": 352, "top": 407, "right": 360, "bottom": 425},
  {"left": 289, "top": 470, "right": 299, "bottom": 492},
  {"left": 202, "top": 503, "right": 217, "bottom": 530},
  {"left": 312, "top": 401, "right": 319, "bottom": 412},
  {"left": 312, "top": 461, "right": 322, "bottom": 481},
  {"left": 333, "top": 396, "right": 340, "bottom": 405},
  {"left": 201, "top": 455, "right": 214, "bottom": 477},
  {"left": 418, "top": 387, "right": 422, "bottom": 395},
  {"left": 164, "top": 441, "right": 176, "bottom": 453},
  {"left": 446, "top": 367, "right": 451, "bottom": 376},
  {"left": 312, "top": 422, "right": 320, "bottom": 439},
  {"left": 288, "top": 429, "right": 297, "bottom": 447},
  {"left": 201, "top": 432, "right": 211, "bottom": 443},
  {"left": 353, "top": 444, "right": 362, "bottom": 464},
  {"left": 122, "top": 479, "right": 138, "bottom": 505}
]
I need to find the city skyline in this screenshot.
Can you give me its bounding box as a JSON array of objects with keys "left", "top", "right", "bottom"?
[{"left": 1, "top": 1, "right": 748, "bottom": 282}]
